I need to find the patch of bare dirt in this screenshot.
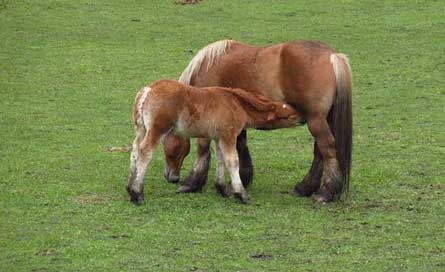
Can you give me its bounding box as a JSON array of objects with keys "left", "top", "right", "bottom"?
[
  {"left": 74, "top": 194, "right": 106, "bottom": 205},
  {"left": 107, "top": 145, "right": 132, "bottom": 152},
  {"left": 175, "top": 0, "right": 201, "bottom": 5},
  {"left": 250, "top": 253, "right": 273, "bottom": 260}
]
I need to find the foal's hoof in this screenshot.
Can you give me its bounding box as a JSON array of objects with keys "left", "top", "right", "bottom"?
[
  {"left": 234, "top": 192, "right": 250, "bottom": 204},
  {"left": 126, "top": 187, "right": 145, "bottom": 205},
  {"left": 177, "top": 185, "right": 201, "bottom": 193},
  {"left": 215, "top": 183, "right": 230, "bottom": 198}
]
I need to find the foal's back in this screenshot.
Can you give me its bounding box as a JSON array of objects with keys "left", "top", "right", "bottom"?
[{"left": 143, "top": 80, "right": 248, "bottom": 138}]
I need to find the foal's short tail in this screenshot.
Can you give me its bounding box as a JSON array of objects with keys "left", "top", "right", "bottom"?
[
  {"left": 134, "top": 86, "right": 152, "bottom": 132},
  {"left": 330, "top": 53, "right": 353, "bottom": 196}
]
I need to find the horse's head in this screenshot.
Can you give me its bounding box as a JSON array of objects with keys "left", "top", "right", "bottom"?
[{"left": 260, "top": 103, "right": 304, "bottom": 130}]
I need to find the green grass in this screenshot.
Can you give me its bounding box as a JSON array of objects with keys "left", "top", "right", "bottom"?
[{"left": 1, "top": 0, "right": 444, "bottom": 271}]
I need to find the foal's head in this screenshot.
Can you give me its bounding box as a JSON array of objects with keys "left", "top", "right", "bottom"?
[{"left": 261, "top": 102, "right": 304, "bottom": 130}]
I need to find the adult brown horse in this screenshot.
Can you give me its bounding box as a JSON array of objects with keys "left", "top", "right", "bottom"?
[{"left": 163, "top": 39, "right": 352, "bottom": 202}]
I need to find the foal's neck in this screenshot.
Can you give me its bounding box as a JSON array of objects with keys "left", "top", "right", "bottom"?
[{"left": 243, "top": 106, "right": 272, "bottom": 128}]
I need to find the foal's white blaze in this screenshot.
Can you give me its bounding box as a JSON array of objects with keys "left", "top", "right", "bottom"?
[{"left": 283, "top": 104, "right": 287, "bottom": 109}]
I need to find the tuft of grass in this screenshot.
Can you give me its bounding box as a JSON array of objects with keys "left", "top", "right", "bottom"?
[{"left": 1, "top": 0, "right": 444, "bottom": 271}]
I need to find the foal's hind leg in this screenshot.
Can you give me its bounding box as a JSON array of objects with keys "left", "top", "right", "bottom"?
[
  {"left": 293, "top": 142, "right": 323, "bottom": 196},
  {"left": 218, "top": 138, "right": 250, "bottom": 204},
  {"left": 126, "top": 129, "right": 163, "bottom": 205},
  {"left": 214, "top": 142, "right": 230, "bottom": 197},
  {"left": 305, "top": 117, "right": 343, "bottom": 202}
]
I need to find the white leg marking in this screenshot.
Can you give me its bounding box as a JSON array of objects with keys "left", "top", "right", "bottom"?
[
  {"left": 215, "top": 142, "right": 226, "bottom": 186},
  {"left": 131, "top": 150, "right": 153, "bottom": 193},
  {"left": 219, "top": 142, "right": 244, "bottom": 194},
  {"left": 137, "top": 87, "right": 152, "bottom": 127}
]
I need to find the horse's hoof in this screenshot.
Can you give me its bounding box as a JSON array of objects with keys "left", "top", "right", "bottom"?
[
  {"left": 215, "top": 183, "right": 230, "bottom": 198},
  {"left": 293, "top": 182, "right": 317, "bottom": 197},
  {"left": 234, "top": 192, "right": 250, "bottom": 204},
  {"left": 312, "top": 194, "right": 328, "bottom": 203},
  {"left": 177, "top": 185, "right": 201, "bottom": 193}
]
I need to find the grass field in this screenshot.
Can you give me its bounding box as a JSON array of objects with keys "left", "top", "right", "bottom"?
[{"left": 1, "top": 0, "right": 444, "bottom": 271}]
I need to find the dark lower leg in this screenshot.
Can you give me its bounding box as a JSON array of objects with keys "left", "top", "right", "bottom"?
[
  {"left": 313, "top": 158, "right": 343, "bottom": 202},
  {"left": 304, "top": 118, "right": 343, "bottom": 202},
  {"left": 177, "top": 138, "right": 211, "bottom": 193},
  {"left": 293, "top": 142, "right": 323, "bottom": 196},
  {"left": 236, "top": 130, "right": 254, "bottom": 188}
]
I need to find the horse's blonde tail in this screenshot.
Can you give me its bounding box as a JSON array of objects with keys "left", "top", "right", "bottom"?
[
  {"left": 179, "top": 40, "right": 233, "bottom": 84},
  {"left": 329, "top": 53, "right": 353, "bottom": 196}
]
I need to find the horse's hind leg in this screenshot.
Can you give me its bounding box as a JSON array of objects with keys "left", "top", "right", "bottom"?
[
  {"left": 126, "top": 128, "right": 163, "bottom": 205},
  {"left": 236, "top": 130, "right": 253, "bottom": 188},
  {"left": 177, "top": 138, "right": 211, "bottom": 193},
  {"left": 293, "top": 142, "right": 323, "bottom": 196},
  {"left": 304, "top": 117, "right": 343, "bottom": 202}
]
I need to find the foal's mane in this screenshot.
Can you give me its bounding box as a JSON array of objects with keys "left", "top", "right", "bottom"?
[{"left": 222, "top": 88, "right": 276, "bottom": 112}]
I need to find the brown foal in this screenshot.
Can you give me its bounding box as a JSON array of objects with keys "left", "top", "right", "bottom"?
[{"left": 126, "top": 79, "right": 303, "bottom": 204}]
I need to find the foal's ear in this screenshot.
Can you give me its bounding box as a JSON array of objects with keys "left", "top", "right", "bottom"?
[{"left": 267, "top": 111, "right": 277, "bottom": 121}]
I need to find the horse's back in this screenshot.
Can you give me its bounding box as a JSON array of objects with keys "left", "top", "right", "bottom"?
[{"left": 191, "top": 40, "right": 338, "bottom": 116}]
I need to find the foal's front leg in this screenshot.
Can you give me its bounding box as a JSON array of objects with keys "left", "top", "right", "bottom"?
[{"left": 218, "top": 138, "right": 250, "bottom": 204}]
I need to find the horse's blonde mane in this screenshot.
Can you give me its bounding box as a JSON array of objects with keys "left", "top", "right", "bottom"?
[{"left": 179, "top": 40, "right": 233, "bottom": 84}]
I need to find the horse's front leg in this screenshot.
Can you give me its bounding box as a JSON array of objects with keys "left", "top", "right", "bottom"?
[
  {"left": 214, "top": 142, "right": 230, "bottom": 197},
  {"left": 177, "top": 138, "right": 211, "bottom": 193},
  {"left": 236, "top": 130, "right": 254, "bottom": 188},
  {"left": 218, "top": 138, "right": 250, "bottom": 204}
]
